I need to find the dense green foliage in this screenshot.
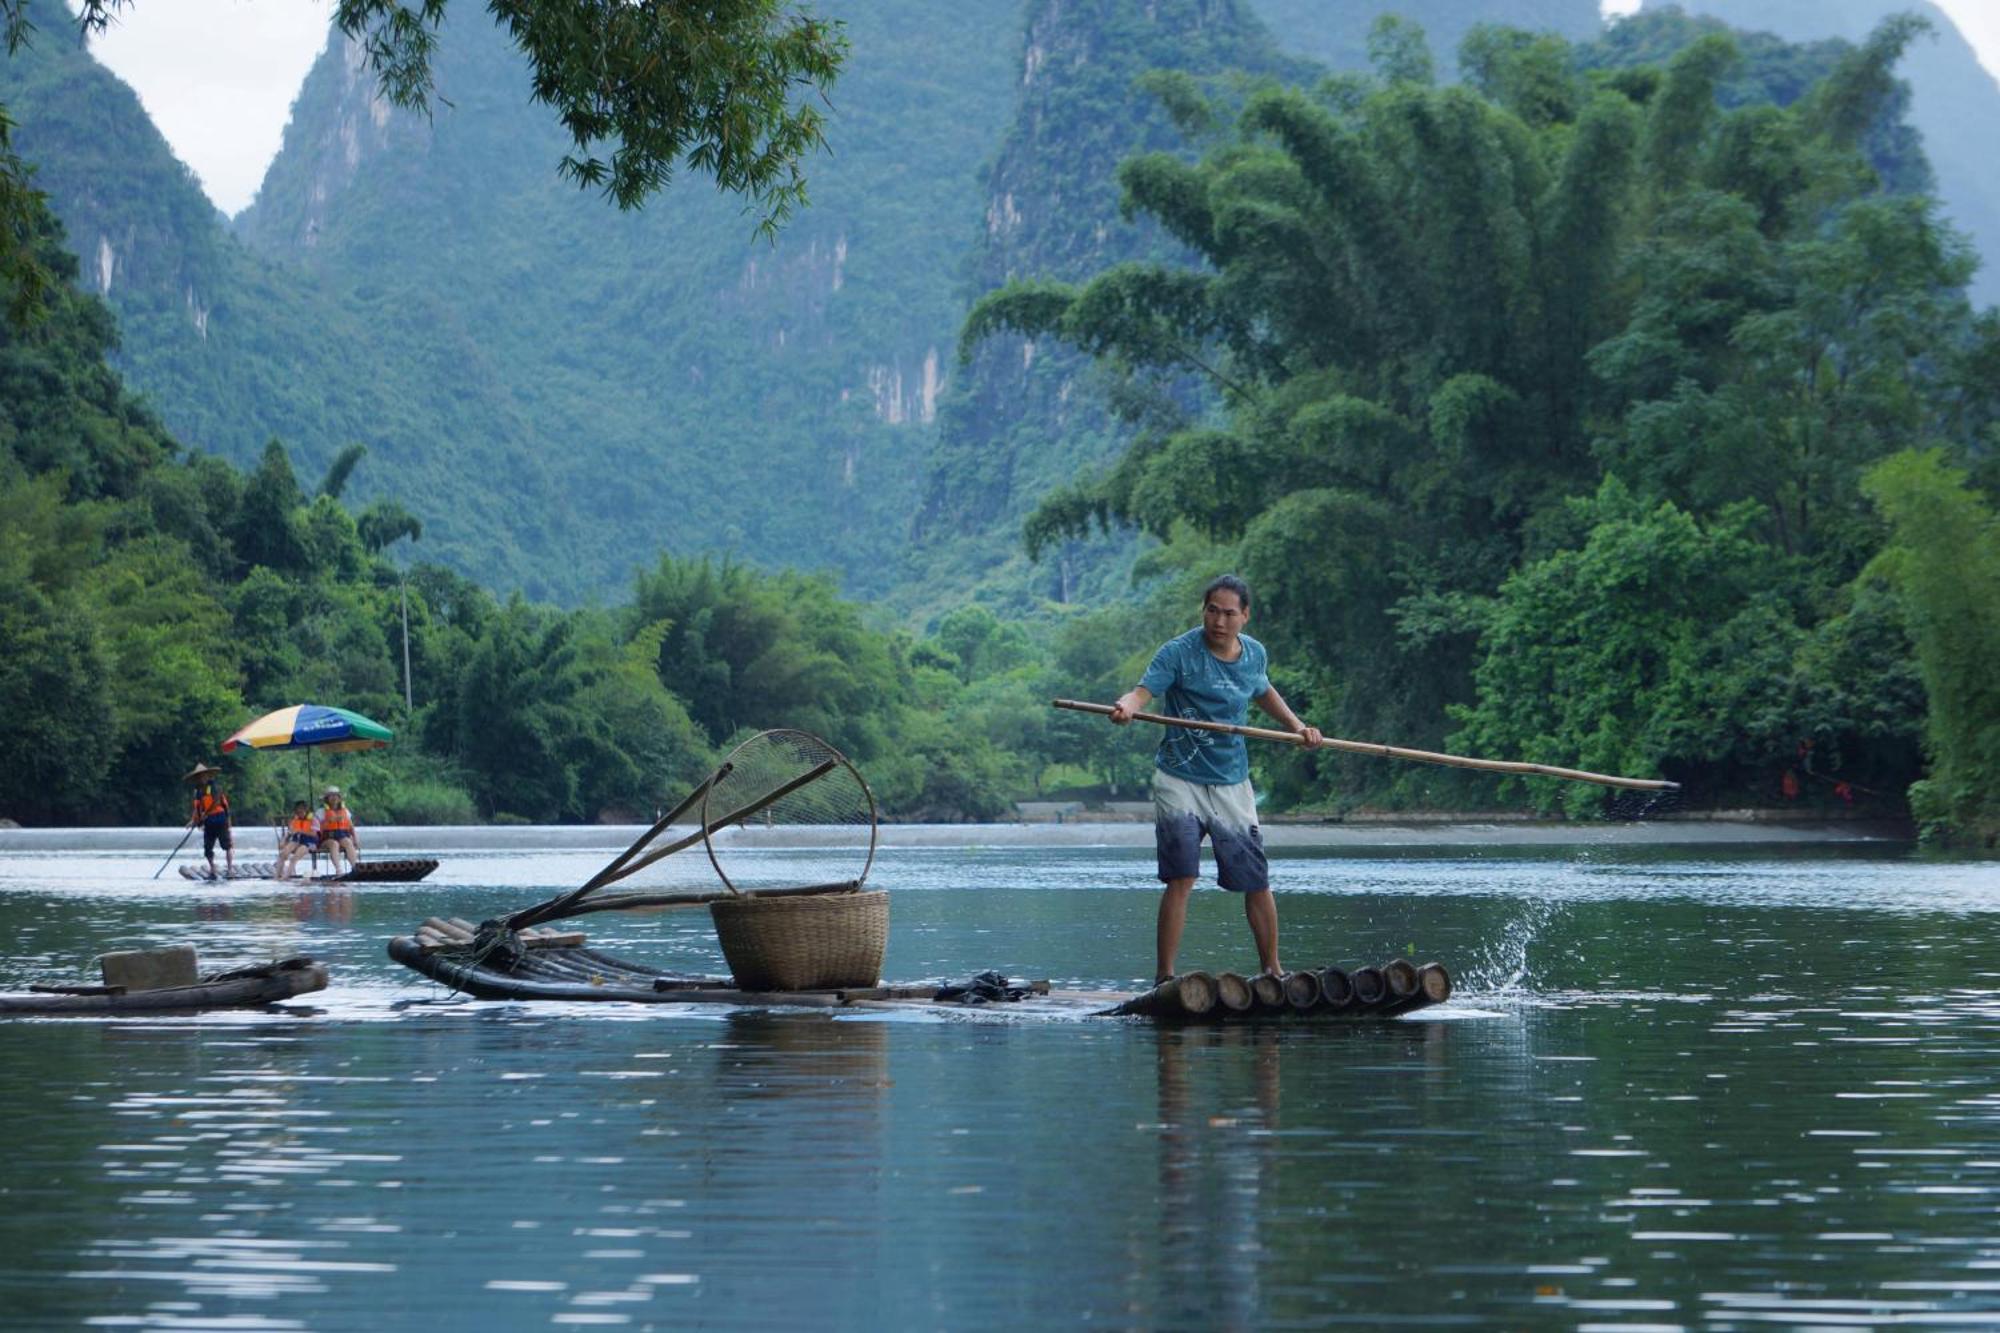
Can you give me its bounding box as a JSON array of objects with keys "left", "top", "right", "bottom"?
[
  {"left": 1862, "top": 451, "right": 2000, "bottom": 844},
  {"left": 0, "top": 202, "right": 1171, "bottom": 827},
  {"left": 328, "top": 0, "right": 845, "bottom": 230},
  {"left": 1580, "top": 6, "right": 1935, "bottom": 198},
  {"left": 1656, "top": 0, "right": 2000, "bottom": 310},
  {"left": 976, "top": 14, "right": 1997, "bottom": 820},
  {"left": 0, "top": 213, "right": 251, "bottom": 823}
]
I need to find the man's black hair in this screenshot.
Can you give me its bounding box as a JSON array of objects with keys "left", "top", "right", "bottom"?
[{"left": 1203, "top": 574, "right": 1252, "bottom": 610}]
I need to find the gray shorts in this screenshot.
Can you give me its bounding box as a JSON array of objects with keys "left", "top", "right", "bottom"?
[{"left": 1153, "top": 769, "right": 1269, "bottom": 893}]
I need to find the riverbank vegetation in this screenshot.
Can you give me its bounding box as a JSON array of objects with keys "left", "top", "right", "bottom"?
[{"left": 969, "top": 16, "right": 1999, "bottom": 842}]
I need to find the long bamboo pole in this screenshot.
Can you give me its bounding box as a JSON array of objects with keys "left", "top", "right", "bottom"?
[
  {"left": 151, "top": 824, "right": 197, "bottom": 880},
  {"left": 1051, "top": 698, "right": 1678, "bottom": 792}
]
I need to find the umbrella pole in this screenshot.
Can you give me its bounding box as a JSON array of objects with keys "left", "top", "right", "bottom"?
[{"left": 307, "top": 750, "right": 319, "bottom": 878}]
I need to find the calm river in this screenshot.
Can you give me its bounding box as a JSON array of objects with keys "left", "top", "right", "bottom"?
[{"left": 0, "top": 824, "right": 1995, "bottom": 1331}]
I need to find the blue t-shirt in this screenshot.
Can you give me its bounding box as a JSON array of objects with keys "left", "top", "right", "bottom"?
[{"left": 1139, "top": 628, "right": 1270, "bottom": 785}]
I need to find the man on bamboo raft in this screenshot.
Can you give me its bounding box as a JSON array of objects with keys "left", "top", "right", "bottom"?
[{"left": 1110, "top": 575, "right": 1323, "bottom": 986}]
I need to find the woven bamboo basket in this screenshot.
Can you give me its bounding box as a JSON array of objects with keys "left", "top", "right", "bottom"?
[{"left": 710, "top": 890, "right": 888, "bottom": 991}]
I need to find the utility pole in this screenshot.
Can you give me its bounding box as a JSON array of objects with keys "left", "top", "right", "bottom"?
[{"left": 400, "top": 572, "right": 414, "bottom": 712}]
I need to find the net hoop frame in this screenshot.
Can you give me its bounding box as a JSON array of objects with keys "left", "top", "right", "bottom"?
[{"left": 700, "top": 729, "right": 879, "bottom": 897}]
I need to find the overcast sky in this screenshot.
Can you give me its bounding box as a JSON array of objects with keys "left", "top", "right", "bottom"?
[{"left": 76, "top": 0, "right": 2000, "bottom": 217}]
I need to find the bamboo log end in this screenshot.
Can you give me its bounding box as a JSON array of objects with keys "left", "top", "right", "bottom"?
[
  {"left": 1281, "top": 970, "right": 1322, "bottom": 1010},
  {"left": 1417, "top": 962, "right": 1452, "bottom": 1004},
  {"left": 1250, "top": 973, "right": 1286, "bottom": 1009},
  {"left": 1172, "top": 971, "right": 1218, "bottom": 1016},
  {"left": 1349, "top": 966, "right": 1387, "bottom": 1008},
  {"left": 1382, "top": 958, "right": 1419, "bottom": 1000},
  {"left": 1214, "top": 972, "right": 1253, "bottom": 1011}
]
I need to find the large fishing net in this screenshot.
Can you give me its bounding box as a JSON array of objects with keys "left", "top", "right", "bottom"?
[
  {"left": 701, "top": 729, "right": 877, "bottom": 894},
  {"left": 504, "top": 729, "right": 876, "bottom": 930}
]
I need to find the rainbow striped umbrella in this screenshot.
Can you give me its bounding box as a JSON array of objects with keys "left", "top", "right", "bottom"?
[{"left": 223, "top": 704, "right": 393, "bottom": 755}]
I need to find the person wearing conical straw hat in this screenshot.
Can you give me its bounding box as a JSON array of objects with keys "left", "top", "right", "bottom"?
[
  {"left": 181, "top": 763, "right": 234, "bottom": 881},
  {"left": 315, "top": 786, "right": 358, "bottom": 875},
  {"left": 1109, "top": 575, "right": 1323, "bottom": 985}
]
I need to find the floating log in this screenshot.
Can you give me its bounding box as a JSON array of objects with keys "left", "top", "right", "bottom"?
[
  {"left": 1250, "top": 973, "right": 1286, "bottom": 1010},
  {"left": 1380, "top": 962, "right": 1453, "bottom": 1016},
  {"left": 1349, "top": 966, "right": 1387, "bottom": 1010},
  {"left": 1282, "top": 970, "right": 1322, "bottom": 1010},
  {"left": 1382, "top": 958, "right": 1420, "bottom": 1005},
  {"left": 1317, "top": 967, "right": 1354, "bottom": 1012}
]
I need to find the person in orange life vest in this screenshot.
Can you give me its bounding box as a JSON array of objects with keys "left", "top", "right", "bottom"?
[
  {"left": 187, "top": 773, "right": 235, "bottom": 880},
  {"left": 316, "top": 786, "right": 358, "bottom": 874},
  {"left": 274, "top": 799, "right": 320, "bottom": 881}
]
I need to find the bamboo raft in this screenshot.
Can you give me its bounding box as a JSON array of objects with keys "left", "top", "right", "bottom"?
[
  {"left": 0, "top": 956, "right": 329, "bottom": 1016},
  {"left": 178, "top": 858, "right": 439, "bottom": 884},
  {"left": 388, "top": 919, "right": 1450, "bottom": 1022}
]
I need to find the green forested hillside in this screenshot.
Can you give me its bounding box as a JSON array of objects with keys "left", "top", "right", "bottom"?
[
  {"left": 1246, "top": 0, "right": 1601, "bottom": 74},
  {"left": 970, "top": 16, "right": 2000, "bottom": 837},
  {"left": 15, "top": 0, "right": 1985, "bottom": 612},
  {"left": 913, "top": 0, "right": 1311, "bottom": 617},
  {"left": 0, "top": 27, "right": 570, "bottom": 594},
  {"left": 912, "top": 0, "right": 1958, "bottom": 620},
  {"left": 0, "top": 5, "right": 1023, "bottom": 602},
  {"left": 0, "top": 199, "right": 1135, "bottom": 827},
  {"left": 231, "top": 3, "right": 1021, "bottom": 603},
  {"left": 1645, "top": 0, "right": 2000, "bottom": 309},
  {"left": 1581, "top": 8, "right": 1934, "bottom": 200}
]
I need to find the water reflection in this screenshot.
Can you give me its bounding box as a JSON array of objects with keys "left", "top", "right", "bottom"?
[{"left": 1150, "top": 1027, "right": 1281, "bottom": 1331}]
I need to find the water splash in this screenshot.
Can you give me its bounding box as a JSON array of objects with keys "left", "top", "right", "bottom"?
[{"left": 1468, "top": 882, "right": 1571, "bottom": 995}]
